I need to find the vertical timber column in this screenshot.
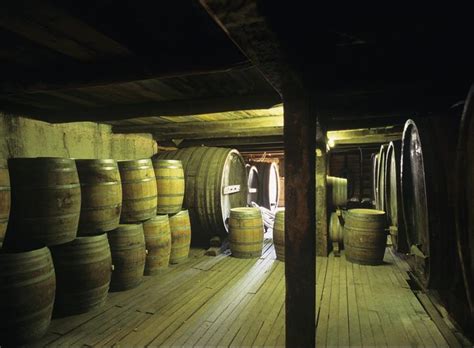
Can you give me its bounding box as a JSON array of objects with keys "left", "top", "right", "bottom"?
[
  {"left": 316, "top": 134, "right": 328, "bottom": 256},
  {"left": 283, "top": 77, "right": 316, "bottom": 347}
]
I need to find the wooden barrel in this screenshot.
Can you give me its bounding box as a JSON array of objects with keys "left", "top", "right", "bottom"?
[
  {"left": 108, "top": 224, "right": 146, "bottom": 291},
  {"left": 229, "top": 207, "right": 263, "bottom": 258},
  {"left": 254, "top": 162, "right": 280, "bottom": 211},
  {"left": 76, "top": 159, "right": 122, "bottom": 235},
  {"left": 0, "top": 247, "right": 55, "bottom": 345},
  {"left": 168, "top": 210, "right": 191, "bottom": 264},
  {"left": 0, "top": 160, "right": 10, "bottom": 246},
  {"left": 375, "top": 144, "right": 388, "bottom": 211},
  {"left": 327, "top": 176, "right": 348, "bottom": 208},
  {"left": 455, "top": 85, "right": 474, "bottom": 315},
  {"left": 50, "top": 234, "right": 112, "bottom": 315},
  {"left": 118, "top": 159, "right": 157, "bottom": 223},
  {"left": 329, "top": 212, "right": 344, "bottom": 245},
  {"left": 401, "top": 118, "right": 456, "bottom": 288},
  {"left": 5, "top": 157, "right": 80, "bottom": 247},
  {"left": 273, "top": 209, "right": 285, "bottom": 261},
  {"left": 384, "top": 141, "right": 408, "bottom": 253},
  {"left": 143, "top": 215, "right": 171, "bottom": 274},
  {"left": 344, "top": 209, "right": 387, "bottom": 265},
  {"left": 246, "top": 164, "right": 259, "bottom": 205},
  {"left": 152, "top": 159, "right": 184, "bottom": 214},
  {"left": 156, "top": 147, "right": 247, "bottom": 243}
]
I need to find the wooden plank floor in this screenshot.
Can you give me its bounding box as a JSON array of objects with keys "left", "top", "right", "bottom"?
[{"left": 33, "top": 239, "right": 452, "bottom": 347}]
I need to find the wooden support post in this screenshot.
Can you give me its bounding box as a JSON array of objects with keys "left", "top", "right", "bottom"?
[
  {"left": 316, "top": 132, "right": 328, "bottom": 256},
  {"left": 283, "top": 77, "right": 316, "bottom": 347}
]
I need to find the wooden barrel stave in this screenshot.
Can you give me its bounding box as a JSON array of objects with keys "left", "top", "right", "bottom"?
[
  {"left": 168, "top": 210, "right": 191, "bottom": 264},
  {"left": 6, "top": 157, "right": 80, "bottom": 247},
  {"left": 273, "top": 209, "right": 285, "bottom": 261},
  {"left": 143, "top": 215, "right": 171, "bottom": 274},
  {"left": 0, "top": 160, "right": 10, "bottom": 246},
  {"left": 152, "top": 159, "right": 184, "bottom": 214},
  {"left": 108, "top": 224, "right": 146, "bottom": 291},
  {"left": 118, "top": 159, "right": 157, "bottom": 223},
  {"left": 0, "top": 247, "right": 56, "bottom": 345},
  {"left": 50, "top": 234, "right": 112, "bottom": 315},
  {"left": 229, "top": 207, "right": 263, "bottom": 258}
]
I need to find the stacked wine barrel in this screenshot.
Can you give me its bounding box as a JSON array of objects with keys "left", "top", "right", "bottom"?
[{"left": 229, "top": 207, "right": 264, "bottom": 258}]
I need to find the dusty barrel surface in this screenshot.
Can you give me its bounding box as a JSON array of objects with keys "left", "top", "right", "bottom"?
[
  {"left": 168, "top": 210, "right": 191, "bottom": 264},
  {"left": 327, "top": 176, "right": 348, "bottom": 208},
  {"left": 246, "top": 165, "right": 259, "bottom": 206},
  {"left": 329, "top": 212, "right": 344, "bottom": 245},
  {"left": 6, "top": 157, "right": 81, "bottom": 247},
  {"left": 344, "top": 209, "right": 387, "bottom": 265},
  {"left": 229, "top": 207, "right": 263, "bottom": 258},
  {"left": 156, "top": 147, "right": 247, "bottom": 243},
  {"left": 50, "top": 234, "right": 112, "bottom": 315},
  {"left": 143, "top": 215, "right": 171, "bottom": 274},
  {"left": 152, "top": 159, "right": 184, "bottom": 214},
  {"left": 118, "top": 159, "right": 157, "bottom": 223},
  {"left": 0, "top": 160, "right": 10, "bottom": 246},
  {"left": 76, "top": 159, "right": 122, "bottom": 235},
  {"left": 108, "top": 224, "right": 146, "bottom": 291},
  {"left": 273, "top": 209, "right": 285, "bottom": 261},
  {"left": 254, "top": 162, "right": 280, "bottom": 211},
  {"left": 0, "top": 247, "right": 56, "bottom": 345}
]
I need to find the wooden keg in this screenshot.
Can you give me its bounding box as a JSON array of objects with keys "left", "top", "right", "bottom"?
[
  {"left": 344, "top": 209, "right": 387, "bottom": 265},
  {"left": 229, "top": 207, "right": 263, "bottom": 258},
  {"left": 108, "top": 224, "right": 146, "bottom": 291},
  {"left": 254, "top": 162, "right": 280, "bottom": 211},
  {"left": 50, "top": 234, "right": 112, "bottom": 315},
  {"left": 143, "top": 215, "right": 171, "bottom": 274},
  {"left": 118, "top": 159, "right": 157, "bottom": 223},
  {"left": 329, "top": 212, "right": 344, "bottom": 245},
  {"left": 152, "top": 159, "right": 184, "bottom": 214},
  {"left": 384, "top": 141, "right": 408, "bottom": 253},
  {"left": 273, "top": 209, "right": 285, "bottom": 261},
  {"left": 246, "top": 164, "right": 259, "bottom": 206},
  {"left": 0, "top": 160, "right": 10, "bottom": 246},
  {"left": 0, "top": 246, "right": 55, "bottom": 345},
  {"left": 6, "top": 157, "right": 80, "bottom": 247},
  {"left": 76, "top": 159, "right": 122, "bottom": 235},
  {"left": 327, "top": 176, "right": 348, "bottom": 208},
  {"left": 168, "top": 210, "right": 191, "bottom": 264},
  {"left": 156, "top": 147, "right": 247, "bottom": 244}
]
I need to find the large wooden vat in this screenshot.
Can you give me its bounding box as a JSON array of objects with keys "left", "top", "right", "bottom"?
[
  {"left": 51, "top": 234, "right": 112, "bottom": 315},
  {"left": 168, "top": 210, "right": 191, "bottom": 264},
  {"left": 76, "top": 159, "right": 122, "bottom": 235},
  {"left": 273, "top": 209, "right": 285, "bottom": 261},
  {"left": 156, "top": 147, "right": 247, "bottom": 243},
  {"left": 327, "top": 176, "right": 348, "bottom": 208},
  {"left": 6, "top": 157, "right": 80, "bottom": 247},
  {"left": 229, "top": 207, "right": 263, "bottom": 258},
  {"left": 246, "top": 164, "right": 259, "bottom": 205},
  {"left": 0, "top": 160, "right": 10, "bottom": 246},
  {"left": 108, "top": 224, "right": 146, "bottom": 291},
  {"left": 0, "top": 247, "right": 55, "bottom": 345},
  {"left": 254, "top": 162, "right": 280, "bottom": 211},
  {"left": 401, "top": 119, "right": 456, "bottom": 288},
  {"left": 375, "top": 144, "right": 388, "bottom": 211},
  {"left": 143, "top": 215, "right": 171, "bottom": 274},
  {"left": 384, "top": 141, "right": 408, "bottom": 253},
  {"left": 152, "top": 159, "right": 184, "bottom": 214},
  {"left": 345, "top": 209, "right": 387, "bottom": 265},
  {"left": 118, "top": 159, "right": 157, "bottom": 223},
  {"left": 372, "top": 153, "right": 379, "bottom": 203}
]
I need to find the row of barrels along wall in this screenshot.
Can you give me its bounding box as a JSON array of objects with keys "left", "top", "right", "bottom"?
[{"left": 0, "top": 156, "right": 191, "bottom": 345}]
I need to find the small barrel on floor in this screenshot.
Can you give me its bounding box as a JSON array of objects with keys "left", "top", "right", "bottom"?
[
  {"left": 108, "top": 224, "right": 146, "bottom": 291},
  {"left": 344, "top": 209, "right": 387, "bottom": 265},
  {"left": 168, "top": 210, "right": 191, "bottom": 264},
  {"left": 329, "top": 212, "right": 344, "bottom": 246},
  {"left": 50, "top": 234, "right": 112, "bottom": 315},
  {"left": 229, "top": 207, "right": 264, "bottom": 258},
  {"left": 143, "top": 215, "right": 171, "bottom": 274},
  {"left": 118, "top": 159, "right": 157, "bottom": 223},
  {"left": 76, "top": 159, "right": 122, "bottom": 235},
  {"left": 273, "top": 209, "right": 285, "bottom": 261},
  {"left": 0, "top": 246, "right": 56, "bottom": 345},
  {"left": 152, "top": 159, "right": 185, "bottom": 214},
  {"left": 0, "top": 160, "right": 10, "bottom": 246}
]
